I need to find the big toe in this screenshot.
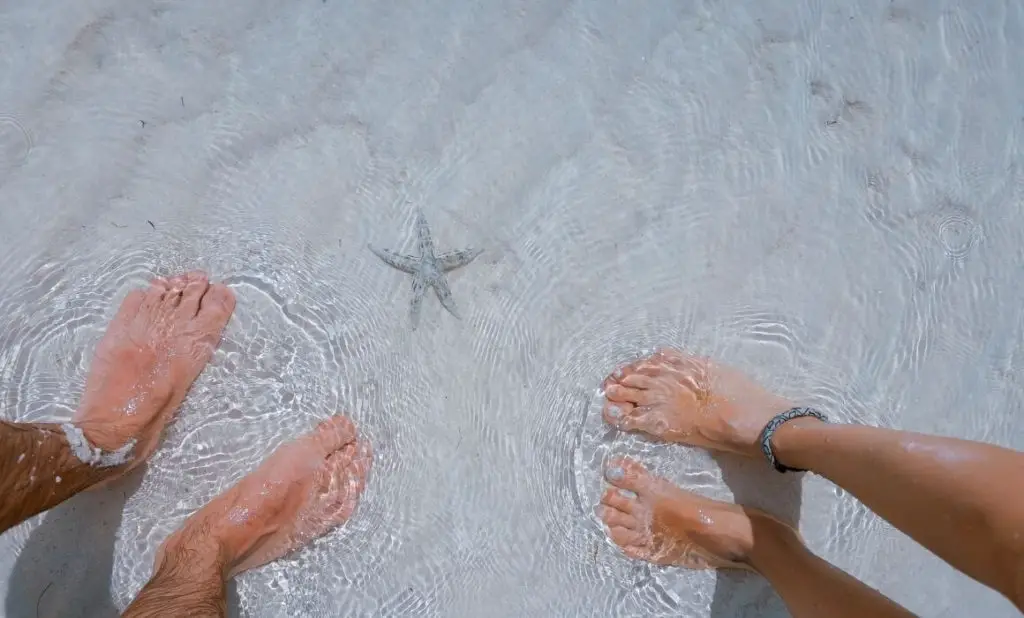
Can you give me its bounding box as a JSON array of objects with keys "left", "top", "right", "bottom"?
[
  {"left": 323, "top": 440, "right": 372, "bottom": 522},
  {"left": 603, "top": 401, "right": 635, "bottom": 426},
  {"left": 329, "top": 439, "right": 372, "bottom": 487},
  {"left": 604, "top": 457, "right": 650, "bottom": 492},
  {"left": 195, "top": 283, "right": 236, "bottom": 329}
]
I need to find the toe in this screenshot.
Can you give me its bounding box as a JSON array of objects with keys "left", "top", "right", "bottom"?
[
  {"left": 603, "top": 357, "right": 646, "bottom": 388},
  {"left": 635, "top": 362, "right": 666, "bottom": 378},
  {"left": 342, "top": 440, "right": 373, "bottom": 495},
  {"left": 177, "top": 271, "right": 210, "bottom": 317},
  {"left": 164, "top": 274, "right": 189, "bottom": 307},
  {"left": 113, "top": 289, "right": 146, "bottom": 324},
  {"left": 138, "top": 280, "right": 168, "bottom": 313},
  {"left": 167, "top": 273, "right": 188, "bottom": 292},
  {"left": 603, "top": 401, "right": 634, "bottom": 426},
  {"left": 323, "top": 439, "right": 372, "bottom": 522},
  {"left": 656, "top": 350, "right": 709, "bottom": 375},
  {"left": 310, "top": 415, "right": 358, "bottom": 456},
  {"left": 626, "top": 407, "right": 670, "bottom": 435},
  {"left": 600, "top": 487, "right": 637, "bottom": 514},
  {"left": 348, "top": 439, "right": 373, "bottom": 485},
  {"left": 598, "top": 505, "right": 637, "bottom": 530},
  {"left": 604, "top": 457, "right": 649, "bottom": 492},
  {"left": 653, "top": 348, "right": 685, "bottom": 364},
  {"left": 607, "top": 525, "right": 641, "bottom": 548},
  {"left": 195, "top": 283, "right": 236, "bottom": 329},
  {"left": 620, "top": 373, "right": 656, "bottom": 390},
  {"left": 605, "top": 384, "right": 650, "bottom": 406},
  {"left": 604, "top": 402, "right": 651, "bottom": 433}
]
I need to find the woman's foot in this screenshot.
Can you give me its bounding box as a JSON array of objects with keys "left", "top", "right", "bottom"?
[
  {"left": 73, "top": 272, "right": 236, "bottom": 465},
  {"left": 598, "top": 457, "right": 795, "bottom": 570},
  {"left": 161, "top": 415, "right": 372, "bottom": 578},
  {"left": 602, "top": 348, "right": 794, "bottom": 458}
]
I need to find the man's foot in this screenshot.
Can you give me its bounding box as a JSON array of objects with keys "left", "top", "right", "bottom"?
[
  {"left": 602, "top": 348, "right": 795, "bottom": 458},
  {"left": 160, "top": 415, "right": 372, "bottom": 578},
  {"left": 73, "top": 272, "right": 236, "bottom": 464},
  {"left": 599, "top": 457, "right": 794, "bottom": 569}
]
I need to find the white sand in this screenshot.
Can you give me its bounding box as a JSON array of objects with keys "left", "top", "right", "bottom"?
[{"left": 1, "top": 0, "right": 1023, "bottom": 616}]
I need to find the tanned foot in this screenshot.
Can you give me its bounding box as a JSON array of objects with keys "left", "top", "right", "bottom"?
[
  {"left": 602, "top": 348, "right": 795, "bottom": 458},
  {"left": 160, "top": 415, "right": 372, "bottom": 578},
  {"left": 599, "top": 457, "right": 796, "bottom": 570},
  {"left": 73, "top": 272, "right": 235, "bottom": 466}
]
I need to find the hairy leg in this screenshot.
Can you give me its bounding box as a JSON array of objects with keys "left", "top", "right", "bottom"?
[
  {"left": 0, "top": 420, "right": 127, "bottom": 532},
  {"left": 0, "top": 273, "right": 234, "bottom": 533},
  {"left": 124, "top": 415, "right": 372, "bottom": 617}
]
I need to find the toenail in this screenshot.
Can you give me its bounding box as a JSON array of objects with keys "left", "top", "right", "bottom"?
[
  {"left": 606, "top": 466, "right": 624, "bottom": 481},
  {"left": 619, "top": 489, "right": 637, "bottom": 500},
  {"left": 607, "top": 405, "right": 622, "bottom": 419},
  {"left": 613, "top": 369, "right": 624, "bottom": 379}
]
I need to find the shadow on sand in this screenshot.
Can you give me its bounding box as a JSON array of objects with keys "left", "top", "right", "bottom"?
[
  {"left": 707, "top": 452, "right": 802, "bottom": 618},
  {"left": 5, "top": 470, "right": 241, "bottom": 618}
]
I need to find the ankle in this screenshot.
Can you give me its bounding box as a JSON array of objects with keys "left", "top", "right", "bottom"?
[
  {"left": 160, "top": 519, "right": 232, "bottom": 580},
  {"left": 745, "top": 511, "right": 806, "bottom": 571},
  {"left": 766, "top": 416, "right": 829, "bottom": 472}
]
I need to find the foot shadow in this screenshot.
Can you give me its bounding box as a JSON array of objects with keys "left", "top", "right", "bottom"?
[
  {"left": 4, "top": 471, "right": 244, "bottom": 618},
  {"left": 707, "top": 453, "right": 802, "bottom": 618}
]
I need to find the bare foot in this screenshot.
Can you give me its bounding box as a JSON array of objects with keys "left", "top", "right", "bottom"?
[
  {"left": 602, "top": 348, "right": 795, "bottom": 458},
  {"left": 599, "top": 457, "right": 795, "bottom": 570},
  {"left": 73, "top": 272, "right": 236, "bottom": 465},
  {"left": 162, "top": 415, "right": 372, "bottom": 578}
]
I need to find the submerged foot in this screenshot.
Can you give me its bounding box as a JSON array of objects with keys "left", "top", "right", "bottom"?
[
  {"left": 602, "top": 348, "right": 794, "bottom": 457},
  {"left": 599, "top": 458, "right": 792, "bottom": 570},
  {"left": 164, "top": 415, "right": 372, "bottom": 578},
  {"left": 73, "top": 272, "right": 236, "bottom": 465}
]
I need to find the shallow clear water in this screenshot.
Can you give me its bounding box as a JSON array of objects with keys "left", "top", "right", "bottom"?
[{"left": 1, "top": 0, "right": 1023, "bottom": 616}]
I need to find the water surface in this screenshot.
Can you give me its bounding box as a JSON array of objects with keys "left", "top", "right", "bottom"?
[{"left": 1, "top": 1, "right": 1022, "bottom": 616}]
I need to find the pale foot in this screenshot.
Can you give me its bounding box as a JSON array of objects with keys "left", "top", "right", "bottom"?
[
  {"left": 599, "top": 458, "right": 795, "bottom": 570},
  {"left": 73, "top": 272, "right": 236, "bottom": 464},
  {"left": 162, "top": 415, "right": 372, "bottom": 578},
  {"left": 602, "top": 348, "right": 795, "bottom": 458}
]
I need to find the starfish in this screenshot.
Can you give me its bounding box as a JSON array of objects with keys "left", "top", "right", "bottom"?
[{"left": 369, "top": 210, "right": 482, "bottom": 329}]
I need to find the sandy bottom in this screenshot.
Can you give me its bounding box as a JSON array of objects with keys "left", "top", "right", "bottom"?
[{"left": 1, "top": 0, "right": 1023, "bottom": 616}]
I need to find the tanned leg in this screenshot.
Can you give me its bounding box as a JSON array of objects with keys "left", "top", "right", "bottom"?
[
  {"left": 124, "top": 415, "right": 372, "bottom": 618},
  {"left": 599, "top": 458, "right": 914, "bottom": 618},
  {"left": 0, "top": 272, "right": 235, "bottom": 533},
  {"left": 601, "top": 349, "right": 1024, "bottom": 611}
]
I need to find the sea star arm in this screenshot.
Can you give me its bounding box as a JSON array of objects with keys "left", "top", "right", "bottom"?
[
  {"left": 368, "top": 244, "right": 419, "bottom": 274},
  {"left": 437, "top": 248, "right": 483, "bottom": 272},
  {"left": 432, "top": 276, "right": 461, "bottom": 319},
  {"left": 415, "top": 210, "right": 437, "bottom": 260},
  {"left": 409, "top": 274, "right": 427, "bottom": 329}
]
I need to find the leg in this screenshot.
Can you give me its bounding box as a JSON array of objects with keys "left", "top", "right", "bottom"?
[
  {"left": 0, "top": 273, "right": 234, "bottom": 533},
  {"left": 124, "top": 415, "right": 372, "bottom": 618},
  {"left": 599, "top": 458, "right": 914, "bottom": 618},
  {"left": 602, "top": 349, "right": 1024, "bottom": 610}
]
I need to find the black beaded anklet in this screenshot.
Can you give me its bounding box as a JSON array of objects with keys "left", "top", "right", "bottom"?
[{"left": 758, "top": 407, "right": 828, "bottom": 473}]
